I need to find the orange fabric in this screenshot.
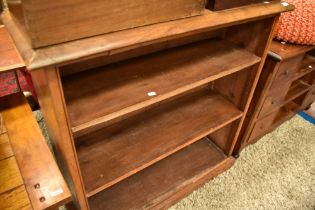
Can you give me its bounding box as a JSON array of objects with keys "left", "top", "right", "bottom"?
[{"left": 275, "top": 0, "right": 315, "bottom": 45}]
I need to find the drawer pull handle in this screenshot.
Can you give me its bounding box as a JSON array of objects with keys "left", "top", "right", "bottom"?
[{"left": 285, "top": 70, "right": 289, "bottom": 76}]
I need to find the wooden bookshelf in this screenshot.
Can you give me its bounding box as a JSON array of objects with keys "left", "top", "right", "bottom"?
[{"left": 2, "top": 2, "right": 292, "bottom": 209}]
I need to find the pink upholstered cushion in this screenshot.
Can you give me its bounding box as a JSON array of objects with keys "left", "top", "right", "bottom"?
[{"left": 274, "top": 0, "right": 315, "bottom": 45}]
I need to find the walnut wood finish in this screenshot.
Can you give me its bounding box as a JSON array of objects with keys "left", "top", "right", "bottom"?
[
  {"left": 269, "top": 41, "right": 315, "bottom": 60},
  {"left": 216, "top": 17, "right": 279, "bottom": 155},
  {"left": 259, "top": 80, "right": 311, "bottom": 117},
  {"left": 0, "top": 93, "right": 71, "bottom": 210},
  {"left": 3, "top": 2, "right": 292, "bottom": 209},
  {"left": 78, "top": 89, "right": 242, "bottom": 197},
  {"left": 30, "top": 68, "right": 89, "bottom": 210},
  {"left": 63, "top": 39, "right": 259, "bottom": 137},
  {"left": 89, "top": 139, "right": 234, "bottom": 210},
  {"left": 238, "top": 41, "right": 315, "bottom": 148}
]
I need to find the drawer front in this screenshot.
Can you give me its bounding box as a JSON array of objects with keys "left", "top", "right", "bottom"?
[
  {"left": 258, "top": 81, "right": 291, "bottom": 118},
  {"left": 247, "top": 111, "right": 278, "bottom": 144},
  {"left": 273, "top": 55, "right": 304, "bottom": 84}
]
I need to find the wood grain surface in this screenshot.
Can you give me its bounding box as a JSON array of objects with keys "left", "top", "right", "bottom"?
[
  {"left": 77, "top": 89, "right": 242, "bottom": 197},
  {"left": 17, "top": 0, "right": 205, "bottom": 47},
  {"left": 0, "top": 2, "right": 293, "bottom": 209},
  {"left": 62, "top": 38, "right": 259, "bottom": 137},
  {"left": 0, "top": 157, "right": 23, "bottom": 194},
  {"left": 0, "top": 185, "right": 32, "bottom": 210},
  {"left": 240, "top": 40, "right": 315, "bottom": 147},
  {"left": 0, "top": 93, "right": 71, "bottom": 210},
  {"left": 2, "top": 2, "right": 293, "bottom": 70},
  {"left": 0, "top": 133, "right": 13, "bottom": 161},
  {"left": 88, "top": 139, "right": 233, "bottom": 210},
  {"left": 30, "top": 68, "right": 89, "bottom": 209},
  {"left": 0, "top": 25, "right": 24, "bottom": 72},
  {"left": 269, "top": 40, "right": 315, "bottom": 61},
  {"left": 0, "top": 114, "right": 6, "bottom": 134}
]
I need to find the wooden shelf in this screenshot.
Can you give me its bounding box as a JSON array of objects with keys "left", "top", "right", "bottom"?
[
  {"left": 76, "top": 89, "right": 243, "bottom": 197},
  {"left": 63, "top": 38, "right": 259, "bottom": 137},
  {"left": 269, "top": 40, "right": 315, "bottom": 61},
  {"left": 88, "top": 138, "right": 234, "bottom": 210},
  {"left": 284, "top": 80, "right": 311, "bottom": 103}
]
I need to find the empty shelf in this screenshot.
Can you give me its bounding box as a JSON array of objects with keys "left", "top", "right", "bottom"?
[
  {"left": 62, "top": 38, "right": 259, "bottom": 136},
  {"left": 76, "top": 89, "right": 242, "bottom": 197},
  {"left": 88, "top": 138, "right": 234, "bottom": 210}
]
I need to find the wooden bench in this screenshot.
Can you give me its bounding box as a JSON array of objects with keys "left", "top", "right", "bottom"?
[{"left": 0, "top": 93, "right": 71, "bottom": 210}]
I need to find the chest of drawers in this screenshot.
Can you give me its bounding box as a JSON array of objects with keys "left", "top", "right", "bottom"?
[{"left": 238, "top": 41, "right": 315, "bottom": 148}]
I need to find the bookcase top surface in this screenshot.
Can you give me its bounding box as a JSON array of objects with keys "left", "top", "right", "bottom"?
[
  {"left": 269, "top": 40, "right": 315, "bottom": 61},
  {"left": 2, "top": 2, "right": 293, "bottom": 70}
]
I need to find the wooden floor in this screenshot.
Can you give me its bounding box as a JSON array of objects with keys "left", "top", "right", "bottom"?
[{"left": 0, "top": 114, "right": 32, "bottom": 210}]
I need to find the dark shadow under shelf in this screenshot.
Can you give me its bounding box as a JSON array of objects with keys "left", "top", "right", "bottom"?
[
  {"left": 62, "top": 38, "right": 259, "bottom": 137},
  {"left": 76, "top": 88, "right": 242, "bottom": 197},
  {"left": 88, "top": 138, "right": 234, "bottom": 210}
]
